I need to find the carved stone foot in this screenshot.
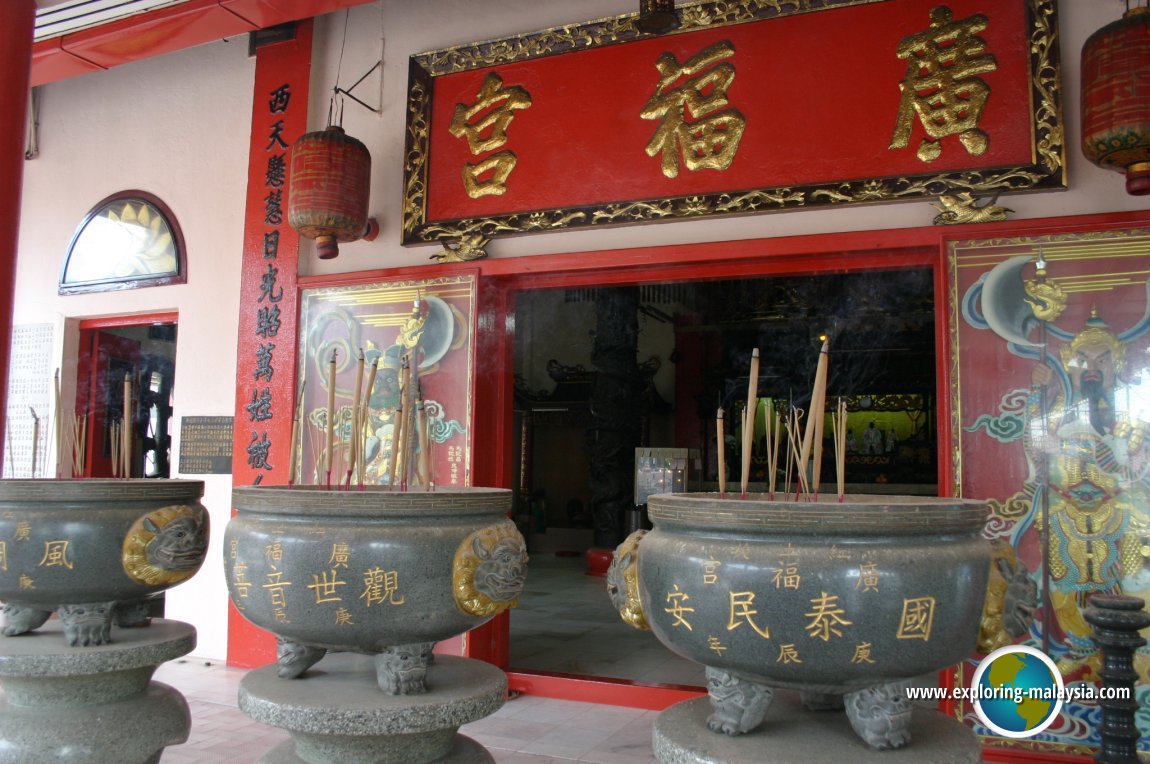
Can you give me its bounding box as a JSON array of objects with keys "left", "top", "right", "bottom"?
[
  {"left": 704, "top": 667, "right": 774, "bottom": 736},
  {"left": 59, "top": 602, "right": 116, "bottom": 646},
  {"left": 844, "top": 681, "right": 913, "bottom": 750},
  {"left": 375, "top": 641, "right": 435, "bottom": 695},
  {"left": 800, "top": 690, "right": 844, "bottom": 711},
  {"left": 275, "top": 637, "right": 327, "bottom": 679},
  {"left": 114, "top": 598, "right": 154, "bottom": 628},
  {"left": 0, "top": 603, "right": 52, "bottom": 636}
]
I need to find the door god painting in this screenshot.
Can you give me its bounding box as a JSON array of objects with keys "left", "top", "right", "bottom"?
[
  {"left": 295, "top": 275, "right": 475, "bottom": 488},
  {"left": 951, "top": 228, "right": 1150, "bottom": 755}
]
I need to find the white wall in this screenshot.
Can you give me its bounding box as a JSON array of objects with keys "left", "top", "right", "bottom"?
[
  {"left": 11, "top": 0, "right": 1146, "bottom": 662},
  {"left": 14, "top": 38, "right": 254, "bottom": 660}
]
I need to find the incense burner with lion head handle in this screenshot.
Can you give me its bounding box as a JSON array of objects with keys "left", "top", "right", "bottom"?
[
  {"left": 0, "top": 479, "right": 209, "bottom": 647},
  {"left": 608, "top": 492, "right": 989, "bottom": 751},
  {"left": 225, "top": 485, "right": 527, "bottom": 695}
]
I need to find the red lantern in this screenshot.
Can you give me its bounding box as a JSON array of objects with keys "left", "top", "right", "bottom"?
[
  {"left": 288, "top": 125, "right": 373, "bottom": 259},
  {"left": 1081, "top": 7, "right": 1150, "bottom": 195}
]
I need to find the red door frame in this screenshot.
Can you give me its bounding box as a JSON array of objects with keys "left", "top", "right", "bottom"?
[
  {"left": 75, "top": 312, "right": 179, "bottom": 479},
  {"left": 479, "top": 243, "right": 943, "bottom": 709}
]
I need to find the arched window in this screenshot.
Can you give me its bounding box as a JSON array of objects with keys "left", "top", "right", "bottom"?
[{"left": 59, "top": 191, "right": 186, "bottom": 294}]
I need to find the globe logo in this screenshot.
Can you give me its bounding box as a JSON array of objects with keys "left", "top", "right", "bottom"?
[{"left": 971, "top": 645, "right": 1063, "bottom": 738}]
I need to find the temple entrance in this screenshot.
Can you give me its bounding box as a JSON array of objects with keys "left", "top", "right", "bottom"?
[{"left": 506, "top": 268, "right": 938, "bottom": 692}]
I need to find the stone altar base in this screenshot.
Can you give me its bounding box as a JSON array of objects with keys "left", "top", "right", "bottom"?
[
  {"left": 238, "top": 653, "right": 507, "bottom": 764},
  {"left": 653, "top": 693, "right": 983, "bottom": 764},
  {"left": 0, "top": 618, "right": 195, "bottom": 764}
]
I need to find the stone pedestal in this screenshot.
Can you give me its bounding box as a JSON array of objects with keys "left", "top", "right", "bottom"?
[
  {"left": 238, "top": 653, "right": 507, "bottom": 764},
  {"left": 652, "top": 693, "right": 982, "bottom": 764},
  {"left": 0, "top": 618, "right": 195, "bottom": 763}
]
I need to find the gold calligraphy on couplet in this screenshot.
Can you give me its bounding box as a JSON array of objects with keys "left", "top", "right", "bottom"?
[
  {"left": 641, "top": 40, "right": 746, "bottom": 179},
  {"left": 449, "top": 72, "right": 533, "bottom": 199},
  {"left": 890, "top": 6, "right": 997, "bottom": 162},
  {"left": 0, "top": 541, "right": 6, "bottom": 572}
]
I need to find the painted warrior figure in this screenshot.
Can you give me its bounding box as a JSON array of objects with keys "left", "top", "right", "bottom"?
[{"left": 1025, "top": 309, "right": 1150, "bottom": 678}]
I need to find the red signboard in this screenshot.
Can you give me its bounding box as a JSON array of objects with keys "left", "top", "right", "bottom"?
[{"left": 403, "top": 0, "right": 1063, "bottom": 244}]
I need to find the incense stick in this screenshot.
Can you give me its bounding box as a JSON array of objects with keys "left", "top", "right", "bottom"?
[
  {"left": 832, "top": 398, "right": 848, "bottom": 501},
  {"left": 809, "top": 340, "right": 830, "bottom": 500},
  {"left": 358, "top": 357, "right": 378, "bottom": 489},
  {"left": 121, "top": 374, "right": 132, "bottom": 478},
  {"left": 287, "top": 382, "right": 305, "bottom": 486},
  {"left": 29, "top": 407, "right": 40, "bottom": 478},
  {"left": 716, "top": 407, "right": 726, "bottom": 498},
  {"left": 346, "top": 349, "right": 365, "bottom": 489},
  {"left": 325, "top": 348, "right": 337, "bottom": 488},
  {"left": 740, "top": 348, "right": 760, "bottom": 499},
  {"left": 53, "top": 369, "right": 62, "bottom": 478}
]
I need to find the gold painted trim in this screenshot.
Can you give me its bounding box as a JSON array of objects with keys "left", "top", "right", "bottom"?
[{"left": 403, "top": 0, "right": 1064, "bottom": 245}]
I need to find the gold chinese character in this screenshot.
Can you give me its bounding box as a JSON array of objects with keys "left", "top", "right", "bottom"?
[
  {"left": 38, "top": 540, "right": 73, "bottom": 569},
  {"left": 897, "top": 596, "right": 936, "bottom": 640},
  {"left": 15, "top": 521, "right": 30, "bottom": 541},
  {"left": 727, "top": 591, "right": 771, "bottom": 639},
  {"left": 0, "top": 541, "right": 6, "bottom": 572},
  {"left": 233, "top": 561, "right": 251, "bottom": 598},
  {"left": 229, "top": 539, "right": 238, "bottom": 559},
  {"left": 361, "top": 567, "right": 405, "bottom": 607},
  {"left": 804, "top": 592, "right": 852, "bottom": 641},
  {"left": 449, "top": 72, "right": 532, "bottom": 198},
  {"left": 851, "top": 642, "right": 877, "bottom": 664},
  {"left": 702, "top": 559, "right": 722, "bottom": 584},
  {"left": 18, "top": 574, "right": 34, "bottom": 589},
  {"left": 308, "top": 569, "right": 348, "bottom": 604},
  {"left": 262, "top": 570, "right": 292, "bottom": 607},
  {"left": 329, "top": 544, "right": 350, "bottom": 569},
  {"left": 707, "top": 636, "right": 727, "bottom": 655},
  {"left": 641, "top": 40, "right": 746, "bottom": 179},
  {"left": 773, "top": 548, "right": 801, "bottom": 590},
  {"left": 890, "top": 6, "right": 997, "bottom": 162},
  {"left": 856, "top": 562, "right": 880, "bottom": 593},
  {"left": 777, "top": 643, "right": 802, "bottom": 664},
  {"left": 335, "top": 608, "right": 354, "bottom": 626},
  {"left": 273, "top": 607, "right": 289, "bottom": 624},
  {"left": 265, "top": 541, "right": 283, "bottom": 563},
  {"left": 664, "top": 584, "right": 695, "bottom": 630}
]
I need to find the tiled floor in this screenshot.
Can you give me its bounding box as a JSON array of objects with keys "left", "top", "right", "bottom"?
[
  {"left": 153, "top": 552, "right": 675, "bottom": 762},
  {"left": 508, "top": 552, "right": 705, "bottom": 686}
]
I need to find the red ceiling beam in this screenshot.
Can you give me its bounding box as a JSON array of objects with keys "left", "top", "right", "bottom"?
[{"left": 29, "top": 0, "right": 373, "bottom": 87}]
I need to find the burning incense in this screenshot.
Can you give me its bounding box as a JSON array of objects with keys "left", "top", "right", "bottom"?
[
  {"left": 716, "top": 407, "right": 727, "bottom": 498},
  {"left": 740, "top": 348, "right": 760, "bottom": 498},
  {"left": 325, "top": 348, "right": 338, "bottom": 488}
]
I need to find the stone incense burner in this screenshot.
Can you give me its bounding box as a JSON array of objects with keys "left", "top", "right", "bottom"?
[
  {"left": 0, "top": 478, "right": 209, "bottom": 647},
  {"left": 225, "top": 485, "right": 526, "bottom": 695},
  {"left": 609, "top": 492, "right": 990, "bottom": 750}
]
